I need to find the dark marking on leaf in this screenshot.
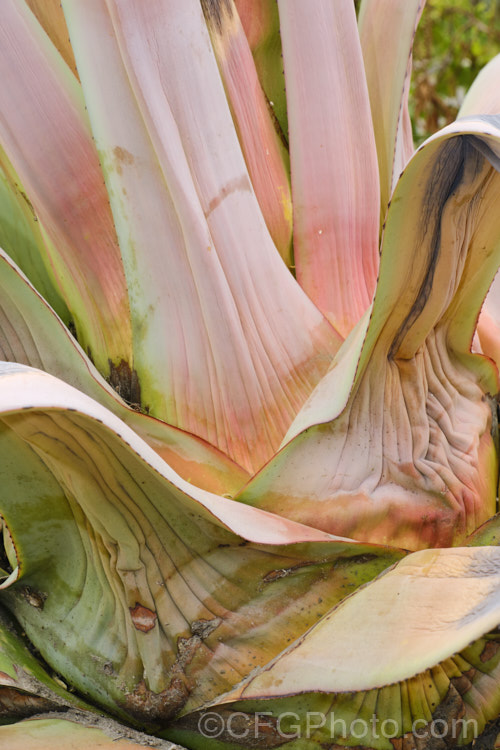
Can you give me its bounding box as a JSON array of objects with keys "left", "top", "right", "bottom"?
[
  {"left": 122, "top": 633, "right": 203, "bottom": 722},
  {"left": 200, "top": 0, "right": 233, "bottom": 35},
  {"left": 67, "top": 319, "right": 78, "bottom": 341},
  {"left": 451, "top": 667, "right": 476, "bottom": 695},
  {"left": 129, "top": 603, "right": 157, "bottom": 633},
  {"left": 108, "top": 359, "right": 141, "bottom": 407},
  {"left": 391, "top": 680, "right": 468, "bottom": 749},
  {"left": 334, "top": 553, "right": 379, "bottom": 567},
  {"left": 471, "top": 714, "right": 500, "bottom": 749},
  {"left": 480, "top": 639, "right": 500, "bottom": 663},
  {"left": 191, "top": 617, "right": 221, "bottom": 639},
  {"left": 389, "top": 138, "right": 483, "bottom": 359},
  {"left": 262, "top": 559, "right": 326, "bottom": 583},
  {"left": 20, "top": 586, "right": 47, "bottom": 610},
  {"left": 102, "top": 661, "right": 114, "bottom": 676},
  {"left": 205, "top": 175, "right": 252, "bottom": 217},
  {"left": 113, "top": 146, "right": 135, "bottom": 176}
]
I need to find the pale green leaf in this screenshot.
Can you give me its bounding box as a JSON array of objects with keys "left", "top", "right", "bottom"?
[
  {"left": 221, "top": 547, "right": 500, "bottom": 697},
  {"left": 0, "top": 363, "right": 401, "bottom": 724}
]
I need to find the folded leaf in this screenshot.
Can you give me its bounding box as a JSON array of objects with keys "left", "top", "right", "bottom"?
[
  {"left": 279, "top": 0, "right": 380, "bottom": 337},
  {"left": 238, "top": 117, "right": 500, "bottom": 550},
  {"left": 172, "top": 629, "right": 500, "bottom": 749},
  {"left": 220, "top": 547, "right": 500, "bottom": 697},
  {"left": 166, "top": 548, "right": 500, "bottom": 749},
  {"left": 458, "top": 65, "right": 500, "bottom": 373},
  {"left": 0, "top": 363, "right": 402, "bottom": 725}
]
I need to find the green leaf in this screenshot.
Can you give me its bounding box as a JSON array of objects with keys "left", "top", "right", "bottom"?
[
  {"left": 0, "top": 605, "right": 93, "bottom": 719},
  {"left": 0, "top": 363, "right": 402, "bottom": 726},
  {"left": 168, "top": 547, "right": 500, "bottom": 749},
  {"left": 0, "top": 148, "right": 69, "bottom": 324},
  {"left": 234, "top": 0, "right": 288, "bottom": 140},
  {"left": 169, "top": 633, "right": 500, "bottom": 748}
]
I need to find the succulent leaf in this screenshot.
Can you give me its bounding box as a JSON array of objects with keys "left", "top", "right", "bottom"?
[
  {"left": 233, "top": 0, "right": 288, "bottom": 140},
  {"left": 358, "top": 0, "right": 425, "bottom": 225},
  {"left": 0, "top": 2, "right": 499, "bottom": 747},
  {"left": 0, "top": 248, "right": 250, "bottom": 495},
  {"left": 169, "top": 629, "right": 500, "bottom": 749},
  {"left": 61, "top": 0, "right": 341, "bottom": 474},
  {"left": 22, "top": 0, "right": 78, "bottom": 77},
  {"left": 238, "top": 119, "right": 500, "bottom": 549},
  {"left": 202, "top": 0, "right": 293, "bottom": 267},
  {"left": 0, "top": 716, "right": 178, "bottom": 749},
  {"left": 279, "top": 0, "right": 380, "bottom": 338},
  {"left": 0, "top": 0, "right": 133, "bottom": 375},
  {"left": 0, "top": 148, "right": 69, "bottom": 324},
  {"left": 0, "top": 363, "right": 402, "bottom": 724}
]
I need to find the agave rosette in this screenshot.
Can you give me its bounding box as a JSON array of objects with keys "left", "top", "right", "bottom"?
[{"left": 0, "top": 0, "right": 499, "bottom": 748}]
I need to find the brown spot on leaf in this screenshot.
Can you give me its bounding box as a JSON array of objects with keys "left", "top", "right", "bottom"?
[
  {"left": 400, "top": 681, "right": 466, "bottom": 749},
  {"left": 113, "top": 146, "right": 135, "bottom": 175},
  {"left": 123, "top": 676, "right": 189, "bottom": 724},
  {"left": 480, "top": 639, "right": 500, "bottom": 663},
  {"left": 108, "top": 359, "right": 141, "bottom": 407},
  {"left": 390, "top": 739, "right": 415, "bottom": 750},
  {"left": 451, "top": 668, "right": 476, "bottom": 696},
  {"left": 191, "top": 617, "right": 221, "bottom": 639},
  {"left": 263, "top": 563, "right": 315, "bottom": 583},
  {"left": 129, "top": 603, "right": 157, "bottom": 633},
  {"left": 21, "top": 586, "right": 46, "bottom": 609},
  {"left": 123, "top": 633, "right": 205, "bottom": 722},
  {"left": 205, "top": 175, "right": 252, "bottom": 217}
]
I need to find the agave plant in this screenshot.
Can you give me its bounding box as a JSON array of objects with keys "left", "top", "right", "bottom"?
[{"left": 0, "top": 0, "right": 499, "bottom": 748}]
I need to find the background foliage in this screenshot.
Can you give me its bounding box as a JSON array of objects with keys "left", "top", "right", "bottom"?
[{"left": 355, "top": 0, "right": 500, "bottom": 142}]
